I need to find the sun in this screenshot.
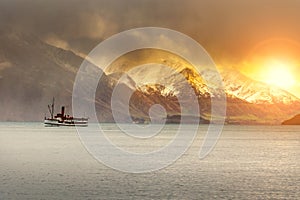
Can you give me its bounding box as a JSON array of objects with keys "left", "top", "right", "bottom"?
[
  {"left": 242, "top": 38, "right": 300, "bottom": 97},
  {"left": 264, "top": 60, "right": 295, "bottom": 89}
]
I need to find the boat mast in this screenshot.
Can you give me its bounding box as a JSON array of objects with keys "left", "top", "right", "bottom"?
[
  {"left": 47, "top": 97, "right": 55, "bottom": 119},
  {"left": 51, "top": 97, "right": 55, "bottom": 119}
]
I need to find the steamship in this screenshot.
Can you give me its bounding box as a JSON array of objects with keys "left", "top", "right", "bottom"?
[{"left": 44, "top": 98, "right": 88, "bottom": 127}]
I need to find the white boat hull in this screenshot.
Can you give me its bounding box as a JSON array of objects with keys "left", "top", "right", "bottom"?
[{"left": 44, "top": 119, "right": 88, "bottom": 127}]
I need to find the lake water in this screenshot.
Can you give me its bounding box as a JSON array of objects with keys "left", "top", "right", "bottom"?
[{"left": 0, "top": 123, "right": 299, "bottom": 199}]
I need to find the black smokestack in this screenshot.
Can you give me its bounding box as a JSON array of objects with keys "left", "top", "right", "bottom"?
[{"left": 61, "top": 106, "right": 65, "bottom": 117}]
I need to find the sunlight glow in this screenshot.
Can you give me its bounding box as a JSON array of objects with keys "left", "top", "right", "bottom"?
[{"left": 264, "top": 60, "right": 295, "bottom": 89}]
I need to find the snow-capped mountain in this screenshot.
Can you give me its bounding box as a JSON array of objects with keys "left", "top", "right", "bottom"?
[
  {"left": 126, "top": 63, "right": 299, "bottom": 105},
  {"left": 221, "top": 69, "right": 299, "bottom": 104},
  {"left": 127, "top": 64, "right": 210, "bottom": 97},
  {"left": 124, "top": 65, "right": 300, "bottom": 124}
]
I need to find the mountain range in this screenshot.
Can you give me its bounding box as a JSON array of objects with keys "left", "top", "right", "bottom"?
[{"left": 1, "top": 30, "right": 300, "bottom": 124}]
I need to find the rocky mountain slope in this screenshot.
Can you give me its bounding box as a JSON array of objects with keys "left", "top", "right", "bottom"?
[
  {"left": 282, "top": 114, "right": 300, "bottom": 125},
  {"left": 0, "top": 30, "right": 79, "bottom": 121}
]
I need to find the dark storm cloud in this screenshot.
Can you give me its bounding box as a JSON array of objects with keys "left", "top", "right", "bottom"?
[{"left": 1, "top": 0, "right": 300, "bottom": 64}]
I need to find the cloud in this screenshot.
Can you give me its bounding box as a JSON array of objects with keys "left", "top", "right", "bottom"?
[
  {"left": 76, "top": 12, "right": 118, "bottom": 40},
  {"left": 44, "top": 34, "right": 70, "bottom": 50},
  {"left": 1, "top": 0, "right": 300, "bottom": 66}
]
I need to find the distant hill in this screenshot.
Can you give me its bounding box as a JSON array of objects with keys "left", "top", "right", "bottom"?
[{"left": 282, "top": 114, "right": 300, "bottom": 125}]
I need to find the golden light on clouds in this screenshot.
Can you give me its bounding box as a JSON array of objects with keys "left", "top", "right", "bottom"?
[{"left": 240, "top": 38, "right": 300, "bottom": 97}]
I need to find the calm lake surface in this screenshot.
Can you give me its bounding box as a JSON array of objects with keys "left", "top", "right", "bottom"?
[{"left": 0, "top": 123, "right": 299, "bottom": 199}]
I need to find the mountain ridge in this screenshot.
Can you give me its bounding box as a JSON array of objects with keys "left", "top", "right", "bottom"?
[{"left": 1, "top": 31, "right": 300, "bottom": 124}]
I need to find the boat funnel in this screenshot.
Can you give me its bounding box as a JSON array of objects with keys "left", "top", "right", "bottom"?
[{"left": 61, "top": 106, "right": 65, "bottom": 117}]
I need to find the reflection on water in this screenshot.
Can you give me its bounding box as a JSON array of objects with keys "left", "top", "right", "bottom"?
[{"left": 0, "top": 123, "right": 299, "bottom": 199}]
